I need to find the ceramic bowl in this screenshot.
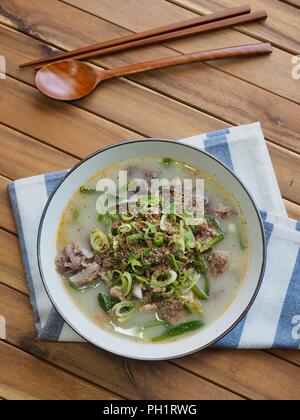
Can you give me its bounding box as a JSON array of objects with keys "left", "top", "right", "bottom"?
[{"left": 38, "top": 139, "right": 266, "bottom": 360}]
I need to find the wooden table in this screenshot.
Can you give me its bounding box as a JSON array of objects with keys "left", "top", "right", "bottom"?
[{"left": 0, "top": 0, "right": 300, "bottom": 401}]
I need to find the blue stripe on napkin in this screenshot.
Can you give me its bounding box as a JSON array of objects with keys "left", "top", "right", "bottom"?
[{"left": 272, "top": 250, "right": 300, "bottom": 349}]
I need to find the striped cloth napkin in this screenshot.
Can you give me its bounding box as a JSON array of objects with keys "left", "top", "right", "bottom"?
[{"left": 8, "top": 123, "right": 300, "bottom": 349}]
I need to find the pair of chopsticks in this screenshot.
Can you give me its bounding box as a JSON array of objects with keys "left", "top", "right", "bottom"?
[{"left": 20, "top": 5, "right": 268, "bottom": 70}]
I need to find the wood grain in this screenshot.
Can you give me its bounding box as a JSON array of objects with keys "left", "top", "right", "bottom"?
[
  {"left": 0, "top": 73, "right": 300, "bottom": 207},
  {"left": 0, "top": 341, "right": 120, "bottom": 400},
  {"left": 174, "top": 349, "right": 300, "bottom": 400},
  {"left": 63, "top": 0, "right": 300, "bottom": 104},
  {"left": 0, "top": 124, "right": 77, "bottom": 179},
  {"left": 167, "top": 0, "right": 300, "bottom": 53},
  {"left": 0, "top": 67, "right": 300, "bottom": 206},
  {"left": 0, "top": 176, "right": 16, "bottom": 234},
  {"left": 0, "top": 229, "right": 28, "bottom": 294},
  {"left": 1, "top": 3, "right": 299, "bottom": 154},
  {"left": 280, "top": 0, "right": 300, "bottom": 8},
  {"left": 0, "top": 283, "right": 240, "bottom": 400},
  {"left": 0, "top": 77, "right": 140, "bottom": 158},
  {"left": 2, "top": 280, "right": 300, "bottom": 400}
]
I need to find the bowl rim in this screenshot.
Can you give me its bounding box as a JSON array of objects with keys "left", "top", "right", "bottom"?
[{"left": 37, "top": 138, "right": 266, "bottom": 359}]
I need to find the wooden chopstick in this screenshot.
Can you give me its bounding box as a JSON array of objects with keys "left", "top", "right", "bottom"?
[
  {"left": 20, "top": 5, "right": 251, "bottom": 69},
  {"left": 30, "top": 10, "right": 267, "bottom": 70}
]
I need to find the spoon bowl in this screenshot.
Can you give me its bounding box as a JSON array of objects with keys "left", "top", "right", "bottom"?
[{"left": 36, "top": 60, "right": 102, "bottom": 101}]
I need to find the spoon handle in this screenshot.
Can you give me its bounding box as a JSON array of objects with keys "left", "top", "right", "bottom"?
[{"left": 101, "top": 43, "right": 272, "bottom": 81}]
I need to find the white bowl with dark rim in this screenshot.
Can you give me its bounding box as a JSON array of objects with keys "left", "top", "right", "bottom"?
[{"left": 38, "top": 139, "right": 266, "bottom": 360}]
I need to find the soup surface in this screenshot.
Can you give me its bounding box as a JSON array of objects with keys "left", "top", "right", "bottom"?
[{"left": 56, "top": 158, "right": 249, "bottom": 343}]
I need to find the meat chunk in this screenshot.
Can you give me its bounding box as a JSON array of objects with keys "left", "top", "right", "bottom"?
[
  {"left": 215, "top": 204, "right": 234, "bottom": 219},
  {"left": 206, "top": 251, "right": 229, "bottom": 276},
  {"left": 156, "top": 297, "right": 185, "bottom": 325},
  {"left": 110, "top": 286, "right": 125, "bottom": 302},
  {"left": 56, "top": 242, "right": 92, "bottom": 276},
  {"left": 194, "top": 222, "right": 218, "bottom": 245},
  {"left": 69, "top": 262, "right": 100, "bottom": 287}
]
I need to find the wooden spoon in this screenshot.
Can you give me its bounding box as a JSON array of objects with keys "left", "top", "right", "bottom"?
[{"left": 35, "top": 43, "right": 272, "bottom": 101}]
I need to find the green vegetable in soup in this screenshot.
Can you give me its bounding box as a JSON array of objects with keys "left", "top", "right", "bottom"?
[
  {"left": 71, "top": 209, "right": 80, "bottom": 223},
  {"left": 185, "top": 301, "right": 204, "bottom": 316},
  {"left": 152, "top": 320, "right": 204, "bottom": 342},
  {"left": 121, "top": 272, "right": 133, "bottom": 296},
  {"left": 153, "top": 232, "right": 164, "bottom": 247},
  {"left": 80, "top": 186, "right": 97, "bottom": 194},
  {"left": 161, "top": 157, "right": 174, "bottom": 165},
  {"left": 192, "top": 285, "right": 208, "bottom": 301},
  {"left": 179, "top": 269, "right": 200, "bottom": 294},
  {"left": 98, "top": 292, "right": 119, "bottom": 312},
  {"left": 197, "top": 215, "right": 225, "bottom": 253},
  {"left": 204, "top": 277, "right": 211, "bottom": 297},
  {"left": 141, "top": 319, "right": 170, "bottom": 329},
  {"left": 150, "top": 270, "right": 177, "bottom": 289},
  {"left": 90, "top": 228, "right": 110, "bottom": 254},
  {"left": 128, "top": 254, "right": 144, "bottom": 275},
  {"left": 113, "top": 301, "right": 138, "bottom": 322},
  {"left": 194, "top": 252, "right": 208, "bottom": 274}
]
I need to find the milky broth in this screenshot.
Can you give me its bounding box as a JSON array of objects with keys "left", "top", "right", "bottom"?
[{"left": 57, "top": 158, "right": 249, "bottom": 343}]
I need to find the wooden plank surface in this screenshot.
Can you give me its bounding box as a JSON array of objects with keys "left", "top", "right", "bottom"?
[
  {"left": 280, "top": 0, "right": 300, "bottom": 8},
  {"left": 0, "top": 283, "right": 241, "bottom": 400},
  {"left": 0, "top": 341, "right": 120, "bottom": 400},
  {"left": 0, "top": 0, "right": 299, "bottom": 401},
  {"left": 1, "top": 2, "right": 300, "bottom": 154},
  {"left": 64, "top": 0, "right": 300, "bottom": 103},
  {"left": 168, "top": 0, "right": 300, "bottom": 53},
  {"left": 0, "top": 29, "right": 299, "bottom": 205}
]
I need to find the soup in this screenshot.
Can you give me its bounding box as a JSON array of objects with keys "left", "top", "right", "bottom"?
[{"left": 56, "top": 157, "right": 249, "bottom": 343}]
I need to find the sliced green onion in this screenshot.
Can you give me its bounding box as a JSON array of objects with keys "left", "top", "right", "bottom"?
[
  {"left": 121, "top": 214, "right": 135, "bottom": 222},
  {"left": 179, "top": 269, "right": 200, "bottom": 294},
  {"left": 150, "top": 270, "right": 178, "bottom": 289},
  {"left": 144, "top": 224, "right": 157, "bottom": 240},
  {"left": 128, "top": 254, "right": 144, "bottom": 275},
  {"left": 168, "top": 254, "right": 181, "bottom": 272},
  {"left": 90, "top": 228, "right": 110, "bottom": 254},
  {"left": 194, "top": 252, "right": 208, "bottom": 274},
  {"left": 118, "top": 223, "right": 132, "bottom": 234},
  {"left": 160, "top": 213, "right": 176, "bottom": 232},
  {"left": 153, "top": 232, "right": 164, "bottom": 247},
  {"left": 152, "top": 320, "right": 204, "bottom": 342},
  {"left": 113, "top": 301, "right": 138, "bottom": 322},
  {"left": 133, "top": 274, "right": 150, "bottom": 285},
  {"left": 121, "top": 272, "right": 133, "bottom": 296},
  {"left": 127, "top": 232, "right": 144, "bottom": 244},
  {"left": 184, "top": 228, "right": 196, "bottom": 249},
  {"left": 110, "top": 270, "right": 122, "bottom": 285}
]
